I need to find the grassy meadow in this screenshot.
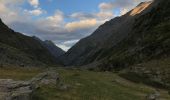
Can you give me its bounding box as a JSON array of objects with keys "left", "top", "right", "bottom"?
[
  {"left": 0, "top": 67, "right": 170, "bottom": 100},
  {"left": 32, "top": 68, "right": 170, "bottom": 100},
  {"left": 0, "top": 66, "right": 43, "bottom": 80}
]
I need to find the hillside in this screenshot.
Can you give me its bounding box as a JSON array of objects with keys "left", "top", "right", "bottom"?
[
  {"left": 0, "top": 19, "right": 60, "bottom": 66},
  {"left": 61, "top": 0, "right": 170, "bottom": 67},
  {"left": 61, "top": 0, "right": 170, "bottom": 88},
  {"left": 61, "top": 1, "right": 154, "bottom": 66},
  {"left": 43, "top": 40, "right": 65, "bottom": 58},
  {"left": 33, "top": 36, "right": 65, "bottom": 59}
]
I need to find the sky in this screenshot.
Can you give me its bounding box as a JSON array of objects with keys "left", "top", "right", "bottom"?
[{"left": 0, "top": 0, "right": 150, "bottom": 51}]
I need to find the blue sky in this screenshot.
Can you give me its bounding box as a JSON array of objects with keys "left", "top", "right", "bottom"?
[
  {"left": 40, "top": 0, "right": 111, "bottom": 14},
  {"left": 0, "top": 0, "right": 150, "bottom": 51}
]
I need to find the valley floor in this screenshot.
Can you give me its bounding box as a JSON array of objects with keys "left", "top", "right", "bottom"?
[{"left": 0, "top": 67, "right": 170, "bottom": 100}]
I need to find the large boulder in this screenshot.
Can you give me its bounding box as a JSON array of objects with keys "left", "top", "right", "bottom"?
[
  {"left": 0, "top": 79, "right": 33, "bottom": 100},
  {"left": 0, "top": 71, "right": 60, "bottom": 100}
]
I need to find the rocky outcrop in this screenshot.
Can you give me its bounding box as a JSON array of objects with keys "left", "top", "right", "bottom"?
[
  {"left": 0, "top": 71, "right": 59, "bottom": 100},
  {"left": 0, "top": 79, "right": 32, "bottom": 100}
]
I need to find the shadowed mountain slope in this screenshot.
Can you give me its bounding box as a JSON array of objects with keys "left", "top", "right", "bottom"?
[
  {"left": 0, "top": 19, "right": 61, "bottom": 66},
  {"left": 33, "top": 36, "right": 65, "bottom": 58},
  {"left": 61, "top": 0, "right": 170, "bottom": 68}
]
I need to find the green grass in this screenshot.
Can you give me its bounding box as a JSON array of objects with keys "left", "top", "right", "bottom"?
[
  {"left": 0, "top": 67, "right": 43, "bottom": 80},
  {"left": 33, "top": 68, "right": 170, "bottom": 100},
  {"left": 119, "top": 57, "right": 170, "bottom": 89},
  {"left": 0, "top": 67, "right": 169, "bottom": 100}
]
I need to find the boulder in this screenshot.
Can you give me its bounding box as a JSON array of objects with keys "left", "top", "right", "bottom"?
[
  {"left": 0, "top": 79, "right": 33, "bottom": 100},
  {"left": 0, "top": 71, "right": 60, "bottom": 100}
]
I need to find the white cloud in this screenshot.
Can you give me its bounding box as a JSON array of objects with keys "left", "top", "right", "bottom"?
[
  {"left": 55, "top": 44, "right": 70, "bottom": 51},
  {"left": 0, "top": 0, "right": 23, "bottom": 4},
  {"left": 63, "top": 40, "right": 79, "bottom": 45},
  {"left": 120, "top": 8, "right": 129, "bottom": 15},
  {"left": 97, "top": 11, "right": 114, "bottom": 20},
  {"left": 46, "top": 10, "right": 64, "bottom": 27},
  {"left": 99, "top": 2, "right": 114, "bottom": 11},
  {"left": 65, "top": 19, "right": 97, "bottom": 32},
  {"left": 70, "top": 12, "right": 95, "bottom": 20},
  {"left": 25, "top": 8, "right": 45, "bottom": 16},
  {"left": 0, "top": 0, "right": 29, "bottom": 24},
  {"left": 0, "top": 3, "right": 7, "bottom": 13},
  {"left": 56, "top": 39, "right": 79, "bottom": 51},
  {"left": 28, "top": 0, "right": 39, "bottom": 8},
  {"left": 29, "top": 9, "right": 42, "bottom": 16}
]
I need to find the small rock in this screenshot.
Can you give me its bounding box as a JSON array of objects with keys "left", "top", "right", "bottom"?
[
  {"left": 75, "top": 83, "right": 82, "bottom": 86},
  {"left": 146, "top": 90, "right": 160, "bottom": 100},
  {"left": 59, "top": 83, "right": 70, "bottom": 91}
]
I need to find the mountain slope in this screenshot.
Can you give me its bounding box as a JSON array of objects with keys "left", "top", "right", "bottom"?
[
  {"left": 61, "top": 0, "right": 170, "bottom": 67},
  {"left": 61, "top": 1, "right": 154, "bottom": 66},
  {"left": 33, "top": 36, "right": 65, "bottom": 58},
  {"left": 0, "top": 19, "right": 59, "bottom": 66},
  {"left": 43, "top": 40, "right": 65, "bottom": 58},
  {"left": 61, "top": 0, "right": 170, "bottom": 89},
  {"left": 99, "top": 0, "right": 170, "bottom": 69}
]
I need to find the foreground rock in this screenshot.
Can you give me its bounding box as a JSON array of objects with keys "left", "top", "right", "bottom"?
[
  {"left": 0, "top": 71, "right": 59, "bottom": 100},
  {"left": 0, "top": 79, "right": 32, "bottom": 100},
  {"left": 146, "top": 90, "right": 160, "bottom": 100}
]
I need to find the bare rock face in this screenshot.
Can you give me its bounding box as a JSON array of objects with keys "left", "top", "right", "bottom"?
[
  {"left": 0, "top": 71, "right": 60, "bottom": 100},
  {"left": 0, "top": 79, "right": 33, "bottom": 100}
]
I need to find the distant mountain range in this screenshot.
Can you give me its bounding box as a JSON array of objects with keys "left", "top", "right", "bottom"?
[{"left": 0, "top": 19, "right": 64, "bottom": 67}]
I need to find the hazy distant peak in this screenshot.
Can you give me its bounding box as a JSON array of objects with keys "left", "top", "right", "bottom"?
[{"left": 44, "top": 40, "right": 54, "bottom": 45}]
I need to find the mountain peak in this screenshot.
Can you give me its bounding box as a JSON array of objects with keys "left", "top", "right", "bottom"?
[
  {"left": 32, "top": 36, "right": 65, "bottom": 58},
  {"left": 129, "top": 1, "right": 153, "bottom": 16},
  {"left": 44, "top": 40, "right": 54, "bottom": 45}
]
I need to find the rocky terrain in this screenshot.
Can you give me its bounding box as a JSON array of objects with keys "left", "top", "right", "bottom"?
[{"left": 0, "top": 70, "right": 59, "bottom": 100}]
